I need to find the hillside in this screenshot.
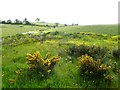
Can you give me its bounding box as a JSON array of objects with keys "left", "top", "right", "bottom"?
[{"left": 1, "top": 24, "right": 119, "bottom": 88}]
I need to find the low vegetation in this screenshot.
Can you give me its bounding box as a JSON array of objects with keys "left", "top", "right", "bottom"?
[{"left": 1, "top": 24, "right": 119, "bottom": 88}]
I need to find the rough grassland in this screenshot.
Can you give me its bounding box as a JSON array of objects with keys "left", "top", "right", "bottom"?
[
  {"left": 1, "top": 24, "right": 119, "bottom": 88},
  {"left": 51, "top": 24, "right": 118, "bottom": 35}
]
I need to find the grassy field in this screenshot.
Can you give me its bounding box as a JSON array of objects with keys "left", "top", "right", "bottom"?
[
  {"left": 50, "top": 24, "right": 118, "bottom": 35},
  {"left": 1, "top": 24, "right": 120, "bottom": 88},
  {"left": 0, "top": 24, "right": 49, "bottom": 37}
]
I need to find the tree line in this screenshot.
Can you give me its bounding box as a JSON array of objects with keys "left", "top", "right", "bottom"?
[
  {"left": 0, "top": 18, "right": 79, "bottom": 27},
  {"left": 0, "top": 18, "right": 31, "bottom": 25}
]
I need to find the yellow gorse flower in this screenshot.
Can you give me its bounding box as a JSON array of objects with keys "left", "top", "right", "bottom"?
[
  {"left": 52, "top": 56, "right": 60, "bottom": 62},
  {"left": 26, "top": 51, "right": 60, "bottom": 75},
  {"left": 78, "top": 54, "right": 112, "bottom": 79},
  {"left": 47, "top": 69, "right": 51, "bottom": 73},
  {"left": 79, "top": 54, "right": 93, "bottom": 65},
  {"left": 105, "top": 75, "right": 113, "bottom": 80},
  {"left": 26, "top": 53, "right": 34, "bottom": 60},
  {"left": 33, "top": 51, "right": 40, "bottom": 60}
]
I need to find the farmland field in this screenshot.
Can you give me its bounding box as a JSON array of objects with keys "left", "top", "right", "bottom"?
[{"left": 1, "top": 24, "right": 120, "bottom": 88}]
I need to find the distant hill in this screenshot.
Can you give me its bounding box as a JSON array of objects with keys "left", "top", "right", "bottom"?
[{"left": 50, "top": 24, "right": 118, "bottom": 35}]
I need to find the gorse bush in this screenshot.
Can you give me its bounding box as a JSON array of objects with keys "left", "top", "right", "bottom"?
[
  {"left": 8, "top": 51, "right": 60, "bottom": 85},
  {"left": 68, "top": 44, "right": 108, "bottom": 59},
  {"left": 26, "top": 51, "right": 60, "bottom": 76},
  {"left": 112, "top": 49, "right": 120, "bottom": 58},
  {"left": 78, "top": 54, "right": 112, "bottom": 80}
]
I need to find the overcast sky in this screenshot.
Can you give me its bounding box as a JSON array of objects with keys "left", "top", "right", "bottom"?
[{"left": 0, "top": 0, "right": 119, "bottom": 25}]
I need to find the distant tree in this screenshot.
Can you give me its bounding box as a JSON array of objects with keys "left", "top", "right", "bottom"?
[
  {"left": 72, "top": 23, "right": 74, "bottom": 26},
  {"left": 23, "top": 18, "right": 31, "bottom": 25},
  {"left": 19, "top": 21, "right": 22, "bottom": 24},
  {"left": 6, "top": 19, "right": 12, "bottom": 24},
  {"left": 1, "top": 21, "right": 6, "bottom": 24},
  {"left": 25, "top": 21, "right": 31, "bottom": 25},
  {"left": 13, "top": 19, "right": 22, "bottom": 24},
  {"left": 64, "top": 24, "right": 67, "bottom": 26},
  {"left": 24, "top": 18, "right": 27, "bottom": 22},
  {"left": 75, "top": 24, "right": 78, "bottom": 26},
  {"left": 55, "top": 23, "right": 59, "bottom": 27},
  {"left": 35, "top": 18, "right": 40, "bottom": 22},
  {"left": 14, "top": 19, "right": 20, "bottom": 24}
]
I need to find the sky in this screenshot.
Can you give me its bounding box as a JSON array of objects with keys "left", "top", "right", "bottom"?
[{"left": 0, "top": 0, "right": 119, "bottom": 25}]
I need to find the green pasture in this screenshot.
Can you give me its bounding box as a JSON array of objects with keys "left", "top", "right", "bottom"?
[
  {"left": 51, "top": 24, "right": 118, "bottom": 35},
  {"left": 0, "top": 24, "right": 49, "bottom": 37}
]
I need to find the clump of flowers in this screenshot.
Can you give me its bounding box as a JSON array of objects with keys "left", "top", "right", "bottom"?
[
  {"left": 26, "top": 51, "right": 60, "bottom": 76},
  {"left": 78, "top": 54, "right": 112, "bottom": 79}
]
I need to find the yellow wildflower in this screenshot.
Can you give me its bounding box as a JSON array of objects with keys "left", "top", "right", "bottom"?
[
  {"left": 47, "top": 69, "right": 51, "bottom": 73},
  {"left": 105, "top": 75, "right": 113, "bottom": 80},
  {"left": 48, "top": 62, "right": 51, "bottom": 66},
  {"left": 108, "top": 66, "right": 111, "bottom": 69}
]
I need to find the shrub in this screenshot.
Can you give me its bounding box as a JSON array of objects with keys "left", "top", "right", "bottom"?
[
  {"left": 78, "top": 54, "right": 112, "bottom": 79},
  {"left": 2, "top": 34, "right": 37, "bottom": 46},
  {"left": 112, "top": 49, "right": 120, "bottom": 58},
  {"left": 26, "top": 51, "right": 60, "bottom": 76},
  {"left": 68, "top": 44, "right": 108, "bottom": 60},
  {"left": 52, "top": 31, "right": 59, "bottom": 35}
]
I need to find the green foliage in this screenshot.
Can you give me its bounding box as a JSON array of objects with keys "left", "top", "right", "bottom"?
[
  {"left": 51, "top": 31, "right": 59, "bottom": 35},
  {"left": 1, "top": 21, "right": 6, "bottom": 24},
  {"left": 78, "top": 54, "right": 113, "bottom": 84},
  {"left": 6, "top": 20, "right": 12, "bottom": 24},
  {"left": 68, "top": 44, "right": 108, "bottom": 60},
  {"left": 2, "top": 24, "right": 118, "bottom": 88},
  {"left": 112, "top": 49, "right": 120, "bottom": 58},
  {"left": 2, "top": 34, "right": 36, "bottom": 46}
]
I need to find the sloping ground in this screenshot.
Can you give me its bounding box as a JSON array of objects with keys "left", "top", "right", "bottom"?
[
  {"left": 51, "top": 24, "right": 118, "bottom": 35},
  {"left": 1, "top": 24, "right": 119, "bottom": 88},
  {"left": 0, "top": 24, "right": 49, "bottom": 37}
]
